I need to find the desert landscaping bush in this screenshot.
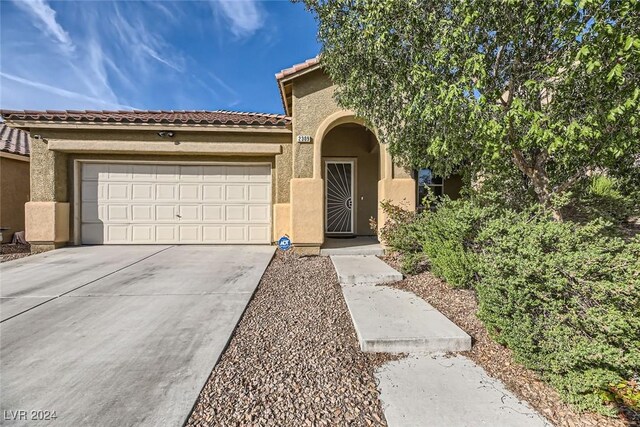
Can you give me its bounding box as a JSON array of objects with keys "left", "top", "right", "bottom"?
[
  {"left": 380, "top": 198, "right": 493, "bottom": 285},
  {"left": 381, "top": 201, "right": 640, "bottom": 415},
  {"left": 476, "top": 211, "right": 640, "bottom": 415},
  {"left": 571, "top": 174, "right": 637, "bottom": 224}
]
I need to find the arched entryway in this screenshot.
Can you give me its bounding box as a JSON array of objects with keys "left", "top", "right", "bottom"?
[{"left": 321, "top": 123, "right": 380, "bottom": 236}]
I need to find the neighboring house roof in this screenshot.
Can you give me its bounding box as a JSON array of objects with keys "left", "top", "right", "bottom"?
[
  {"left": 276, "top": 56, "right": 322, "bottom": 116},
  {"left": 0, "top": 110, "right": 291, "bottom": 127},
  {"left": 0, "top": 122, "right": 30, "bottom": 158}
]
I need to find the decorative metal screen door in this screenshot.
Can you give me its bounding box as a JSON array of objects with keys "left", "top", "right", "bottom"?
[{"left": 325, "top": 160, "right": 355, "bottom": 234}]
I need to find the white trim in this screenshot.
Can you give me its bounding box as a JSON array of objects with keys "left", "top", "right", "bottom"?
[
  {"left": 0, "top": 151, "right": 29, "bottom": 162},
  {"left": 73, "top": 160, "right": 81, "bottom": 245},
  {"left": 73, "top": 159, "right": 273, "bottom": 245},
  {"left": 324, "top": 158, "right": 356, "bottom": 235},
  {"left": 48, "top": 140, "right": 282, "bottom": 155}
]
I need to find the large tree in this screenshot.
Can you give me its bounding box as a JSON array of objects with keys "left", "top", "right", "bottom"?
[{"left": 303, "top": 0, "right": 640, "bottom": 219}]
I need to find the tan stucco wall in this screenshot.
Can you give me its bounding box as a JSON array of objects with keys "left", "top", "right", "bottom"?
[
  {"left": 24, "top": 127, "right": 293, "bottom": 249},
  {"left": 273, "top": 203, "right": 291, "bottom": 242},
  {"left": 25, "top": 201, "right": 69, "bottom": 244},
  {"left": 0, "top": 156, "right": 30, "bottom": 242},
  {"left": 290, "top": 178, "right": 324, "bottom": 245},
  {"left": 321, "top": 125, "right": 379, "bottom": 235},
  {"left": 31, "top": 136, "right": 68, "bottom": 202},
  {"left": 291, "top": 70, "right": 339, "bottom": 179},
  {"left": 288, "top": 68, "right": 417, "bottom": 247},
  {"left": 378, "top": 178, "right": 416, "bottom": 243}
]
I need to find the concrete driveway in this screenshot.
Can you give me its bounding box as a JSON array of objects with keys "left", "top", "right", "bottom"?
[{"left": 0, "top": 245, "right": 274, "bottom": 426}]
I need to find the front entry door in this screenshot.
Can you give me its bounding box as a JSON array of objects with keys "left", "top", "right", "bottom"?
[{"left": 325, "top": 160, "right": 355, "bottom": 234}]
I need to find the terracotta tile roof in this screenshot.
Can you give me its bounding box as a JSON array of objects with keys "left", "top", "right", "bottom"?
[
  {"left": 0, "top": 110, "right": 291, "bottom": 127},
  {"left": 275, "top": 56, "right": 321, "bottom": 80},
  {"left": 0, "top": 123, "right": 30, "bottom": 157}
]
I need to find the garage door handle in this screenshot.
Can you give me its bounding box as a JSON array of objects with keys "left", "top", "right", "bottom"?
[{"left": 176, "top": 214, "right": 181, "bottom": 218}]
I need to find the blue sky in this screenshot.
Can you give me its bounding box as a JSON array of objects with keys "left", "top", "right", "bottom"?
[{"left": 0, "top": 0, "right": 320, "bottom": 114}]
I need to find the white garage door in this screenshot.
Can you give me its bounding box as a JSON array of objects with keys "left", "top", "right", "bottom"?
[{"left": 81, "top": 163, "right": 272, "bottom": 244}]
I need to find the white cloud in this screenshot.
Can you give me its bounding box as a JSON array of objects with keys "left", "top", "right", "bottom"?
[
  {"left": 11, "top": 0, "right": 74, "bottom": 52},
  {"left": 0, "top": 72, "right": 133, "bottom": 109},
  {"left": 211, "top": 0, "right": 265, "bottom": 38},
  {"left": 110, "top": 4, "right": 185, "bottom": 72}
]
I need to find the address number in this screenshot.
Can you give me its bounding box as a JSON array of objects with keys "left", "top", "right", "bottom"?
[{"left": 296, "top": 135, "right": 312, "bottom": 143}]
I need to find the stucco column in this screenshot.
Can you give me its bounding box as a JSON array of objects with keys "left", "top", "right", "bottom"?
[
  {"left": 26, "top": 136, "right": 69, "bottom": 251},
  {"left": 289, "top": 178, "right": 323, "bottom": 254},
  {"left": 377, "top": 178, "right": 416, "bottom": 231}
]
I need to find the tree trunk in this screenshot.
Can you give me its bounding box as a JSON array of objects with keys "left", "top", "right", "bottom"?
[{"left": 511, "top": 149, "right": 563, "bottom": 221}]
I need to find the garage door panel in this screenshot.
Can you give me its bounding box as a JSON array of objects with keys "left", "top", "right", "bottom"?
[
  {"left": 153, "top": 226, "right": 174, "bottom": 243},
  {"left": 107, "top": 164, "right": 132, "bottom": 180},
  {"left": 180, "top": 165, "right": 203, "bottom": 181},
  {"left": 179, "top": 184, "right": 200, "bottom": 201},
  {"left": 82, "top": 202, "right": 100, "bottom": 223},
  {"left": 249, "top": 226, "right": 270, "bottom": 242},
  {"left": 202, "top": 226, "right": 224, "bottom": 243},
  {"left": 155, "top": 165, "right": 179, "bottom": 181},
  {"left": 179, "top": 205, "right": 200, "bottom": 221},
  {"left": 106, "top": 225, "right": 129, "bottom": 243},
  {"left": 132, "top": 225, "right": 154, "bottom": 243},
  {"left": 179, "top": 225, "right": 200, "bottom": 242},
  {"left": 225, "top": 166, "right": 249, "bottom": 182},
  {"left": 248, "top": 184, "right": 270, "bottom": 202},
  {"left": 83, "top": 163, "right": 102, "bottom": 180},
  {"left": 132, "top": 184, "right": 153, "bottom": 200},
  {"left": 225, "top": 205, "right": 247, "bottom": 222},
  {"left": 202, "top": 205, "right": 223, "bottom": 221},
  {"left": 107, "top": 184, "right": 129, "bottom": 200},
  {"left": 106, "top": 205, "right": 129, "bottom": 222},
  {"left": 132, "top": 205, "right": 153, "bottom": 221},
  {"left": 155, "top": 205, "right": 176, "bottom": 221},
  {"left": 248, "top": 165, "right": 271, "bottom": 182},
  {"left": 82, "top": 224, "right": 103, "bottom": 244},
  {"left": 81, "top": 163, "right": 271, "bottom": 244},
  {"left": 203, "top": 185, "right": 223, "bottom": 201},
  {"left": 248, "top": 205, "right": 269, "bottom": 222},
  {"left": 225, "top": 226, "right": 246, "bottom": 242},
  {"left": 226, "top": 185, "right": 246, "bottom": 201},
  {"left": 202, "top": 165, "right": 226, "bottom": 181},
  {"left": 156, "top": 184, "right": 177, "bottom": 200},
  {"left": 82, "top": 181, "right": 99, "bottom": 202},
  {"left": 132, "top": 164, "right": 156, "bottom": 180}
]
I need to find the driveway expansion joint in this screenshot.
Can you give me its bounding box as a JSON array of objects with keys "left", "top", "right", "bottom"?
[{"left": 0, "top": 245, "right": 174, "bottom": 323}]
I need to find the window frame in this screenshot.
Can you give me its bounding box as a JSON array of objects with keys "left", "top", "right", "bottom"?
[{"left": 415, "top": 168, "right": 445, "bottom": 209}]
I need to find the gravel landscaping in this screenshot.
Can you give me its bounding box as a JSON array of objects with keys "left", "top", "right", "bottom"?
[
  {"left": 382, "top": 256, "right": 640, "bottom": 427},
  {"left": 0, "top": 243, "right": 30, "bottom": 263},
  {"left": 187, "top": 253, "right": 391, "bottom": 426}
]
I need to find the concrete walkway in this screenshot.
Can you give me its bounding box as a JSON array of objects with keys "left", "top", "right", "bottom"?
[
  {"left": 331, "top": 255, "right": 470, "bottom": 353},
  {"left": 0, "top": 245, "right": 274, "bottom": 427},
  {"left": 342, "top": 284, "right": 471, "bottom": 353},
  {"left": 320, "top": 236, "right": 384, "bottom": 256},
  {"left": 376, "top": 354, "right": 551, "bottom": 427},
  {"left": 330, "top": 255, "right": 402, "bottom": 284},
  {"left": 331, "top": 254, "right": 549, "bottom": 426}
]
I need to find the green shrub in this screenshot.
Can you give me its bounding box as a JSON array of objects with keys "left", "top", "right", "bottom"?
[
  {"left": 571, "top": 174, "right": 637, "bottom": 224},
  {"left": 380, "top": 198, "right": 494, "bottom": 286},
  {"left": 476, "top": 211, "right": 640, "bottom": 415}
]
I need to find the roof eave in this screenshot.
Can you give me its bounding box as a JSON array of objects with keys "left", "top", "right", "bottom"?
[
  {"left": 2, "top": 120, "right": 292, "bottom": 134},
  {"left": 276, "top": 63, "right": 323, "bottom": 117}
]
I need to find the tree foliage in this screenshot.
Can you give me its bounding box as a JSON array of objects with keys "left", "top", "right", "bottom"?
[{"left": 303, "top": 0, "right": 640, "bottom": 218}]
